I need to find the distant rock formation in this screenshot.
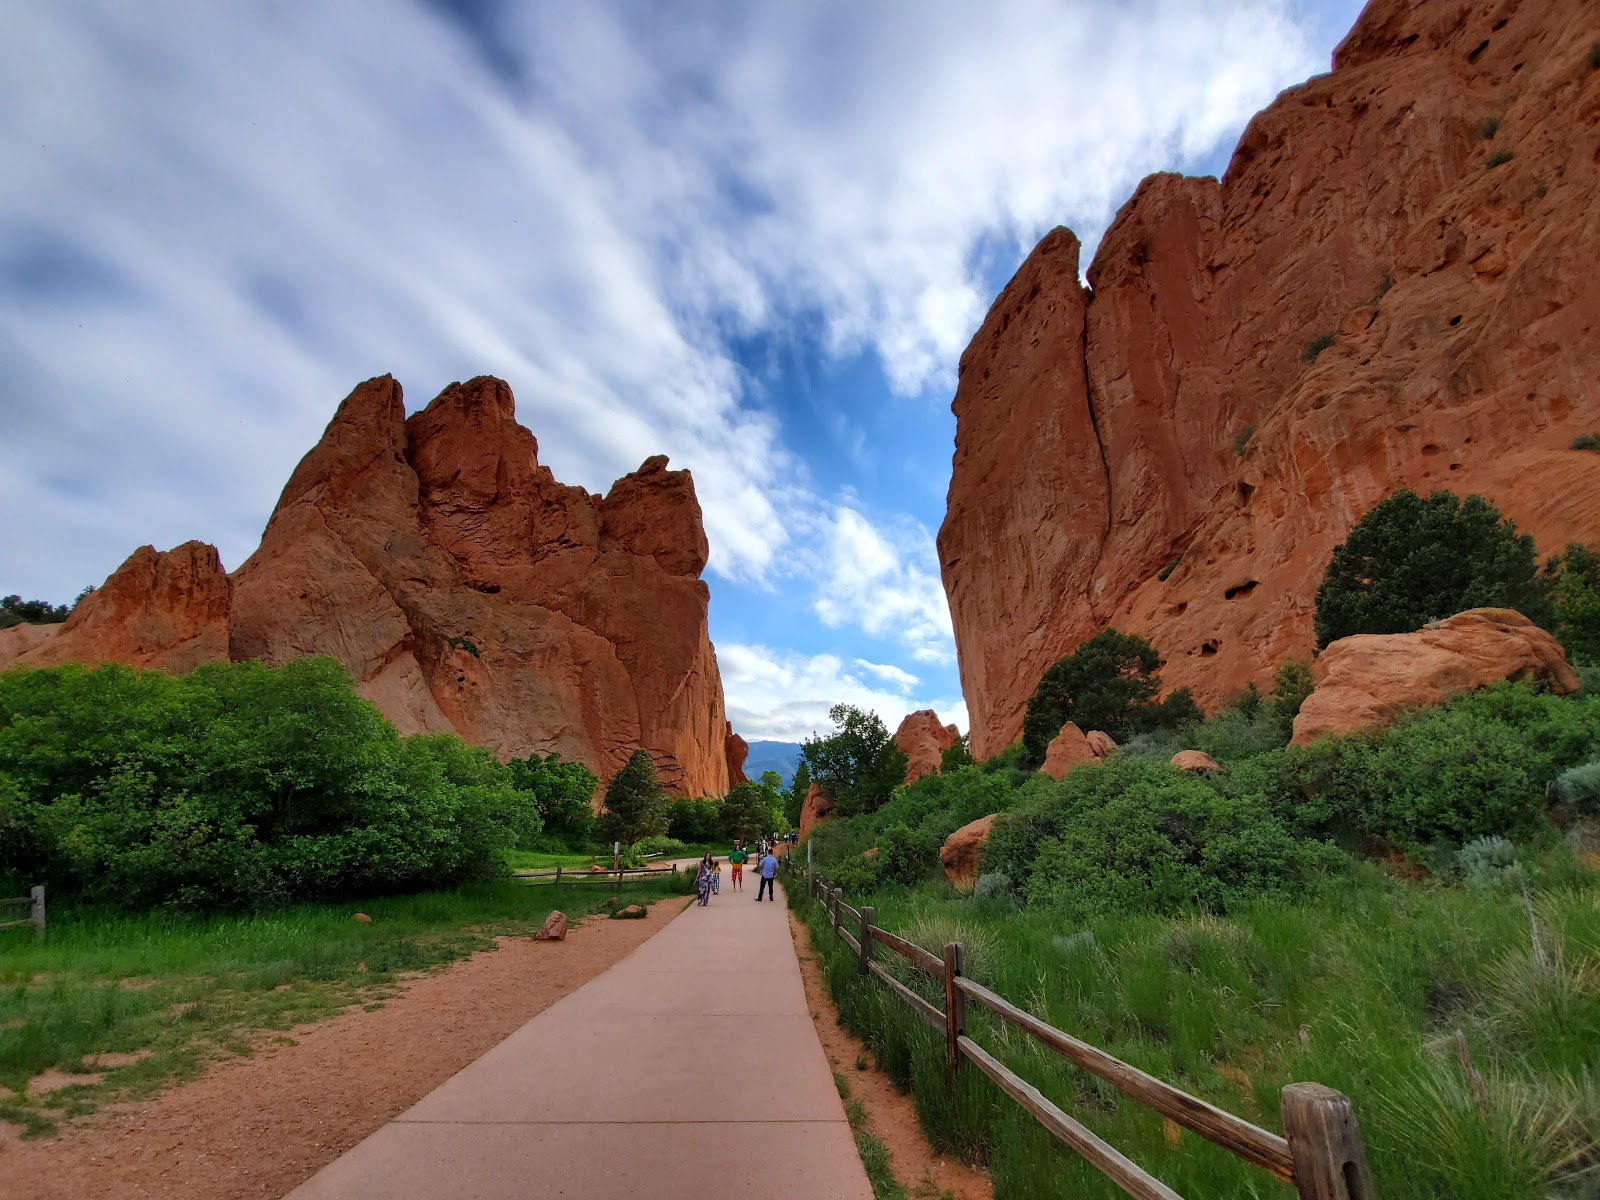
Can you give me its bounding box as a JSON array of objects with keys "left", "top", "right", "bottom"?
[
  {"left": 940, "top": 0, "right": 1600, "bottom": 758},
  {"left": 725, "top": 724, "right": 750, "bottom": 787},
  {"left": 939, "top": 813, "right": 998, "bottom": 888},
  {"left": 798, "top": 782, "right": 837, "bottom": 843},
  {"left": 3, "top": 542, "right": 229, "bottom": 674},
  {"left": 8, "top": 375, "right": 736, "bottom": 797},
  {"left": 892, "top": 709, "right": 960, "bottom": 785},
  {"left": 1291, "top": 608, "right": 1579, "bottom": 746}
]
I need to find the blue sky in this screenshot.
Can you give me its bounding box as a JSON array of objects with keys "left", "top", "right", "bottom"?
[{"left": 0, "top": 0, "right": 1366, "bottom": 742}]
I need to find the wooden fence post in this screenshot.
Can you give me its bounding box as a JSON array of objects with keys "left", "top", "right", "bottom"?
[
  {"left": 1281, "top": 1083, "right": 1376, "bottom": 1200},
  {"left": 554, "top": 866, "right": 562, "bottom": 885},
  {"left": 943, "top": 941, "right": 965, "bottom": 1081},
  {"left": 31, "top": 886, "right": 44, "bottom": 938},
  {"left": 832, "top": 887, "right": 843, "bottom": 933},
  {"left": 858, "top": 906, "right": 874, "bottom": 975}
]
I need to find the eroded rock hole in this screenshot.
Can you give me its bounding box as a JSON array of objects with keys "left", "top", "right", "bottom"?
[
  {"left": 1448, "top": 315, "right": 1462, "bottom": 326},
  {"left": 1223, "top": 581, "right": 1259, "bottom": 601},
  {"left": 1200, "top": 640, "right": 1219, "bottom": 657},
  {"left": 1467, "top": 39, "right": 1489, "bottom": 64},
  {"left": 1422, "top": 443, "right": 1441, "bottom": 455},
  {"left": 1237, "top": 481, "right": 1256, "bottom": 505}
]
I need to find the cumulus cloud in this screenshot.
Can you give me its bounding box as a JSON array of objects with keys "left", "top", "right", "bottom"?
[
  {"left": 719, "top": 643, "right": 967, "bottom": 744},
  {"left": 813, "top": 507, "right": 956, "bottom": 666}
]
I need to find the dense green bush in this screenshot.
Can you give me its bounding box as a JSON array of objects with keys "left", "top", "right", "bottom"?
[
  {"left": 1314, "top": 489, "right": 1549, "bottom": 648},
  {"left": 1021, "top": 629, "right": 1199, "bottom": 763},
  {"left": 982, "top": 757, "right": 1342, "bottom": 917},
  {"left": 506, "top": 752, "right": 596, "bottom": 848},
  {"left": 0, "top": 659, "right": 540, "bottom": 909},
  {"left": 1280, "top": 684, "right": 1600, "bottom": 853},
  {"left": 666, "top": 797, "right": 722, "bottom": 843},
  {"left": 1545, "top": 543, "right": 1600, "bottom": 665}
]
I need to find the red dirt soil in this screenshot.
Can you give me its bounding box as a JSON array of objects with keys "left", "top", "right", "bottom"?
[
  {"left": 0, "top": 904, "right": 680, "bottom": 1200},
  {"left": 788, "top": 909, "right": 992, "bottom": 1200}
]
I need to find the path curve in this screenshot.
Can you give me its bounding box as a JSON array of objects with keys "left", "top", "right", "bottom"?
[{"left": 286, "top": 879, "right": 870, "bottom": 1199}]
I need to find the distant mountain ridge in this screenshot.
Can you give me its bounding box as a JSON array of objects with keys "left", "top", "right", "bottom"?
[{"left": 743, "top": 740, "right": 804, "bottom": 787}]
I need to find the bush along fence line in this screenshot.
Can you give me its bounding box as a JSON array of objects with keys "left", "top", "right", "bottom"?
[
  {"left": 785, "top": 858, "right": 1375, "bottom": 1200},
  {"left": 0, "top": 885, "right": 45, "bottom": 937}
]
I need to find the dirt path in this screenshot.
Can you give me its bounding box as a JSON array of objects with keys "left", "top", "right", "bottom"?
[
  {"left": 789, "top": 908, "right": 993, "bottom": 1200},
  {"left": 0, "top": 903, "right": 681, "bottom": 1200}
]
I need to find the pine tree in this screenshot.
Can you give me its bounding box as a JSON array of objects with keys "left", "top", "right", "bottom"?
[{"left": 597, "top": 749, "right": 669, "bottom": 847}]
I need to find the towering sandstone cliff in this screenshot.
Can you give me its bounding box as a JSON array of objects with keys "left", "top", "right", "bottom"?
[
  {"left": 940, "top": 0, "right": 1600, "bottom": 758},
  {"left": 7, "top": 376, "right": 736, "bottom": 796}
]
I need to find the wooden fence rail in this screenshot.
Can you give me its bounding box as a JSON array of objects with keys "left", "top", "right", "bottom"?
[
  {"left": 513, "top": 865, "right": 681, "bottom": 886},
  {"left": 0, "top": 886, "right": 45, "bottom": 937},
  {"left": 786, "top": 859, "right": 1375, "bottom": 1200}
]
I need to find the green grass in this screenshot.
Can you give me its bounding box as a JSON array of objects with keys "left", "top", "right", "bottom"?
[
  {"left": 0, "top": 876, "right": 689, "bottom": 1135},
  {"left": 500, "top": 848, "right": 609, "bottom": 870},
  {"left": 791, "top": 857, "right": 1600, "bottom": 1200},
  {"left": 835, "top": 1069, "right": 911, "bottom": 1200}
]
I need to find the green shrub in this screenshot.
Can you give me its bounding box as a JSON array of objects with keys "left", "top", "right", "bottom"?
[
  {"left": 1553, "top": 762, "right": 1600, "bottom": 818},
  {"left": 1486, "top": 150, "right": 1514, "bottom": 169},
  {"left": 939, "top": 734, "right": 974, "bottom": 773},
  {"left": 0, "top": 659, "right": 539, "bottom": 908},
  {"left": 1475, "top": 116, "right": 1500, "bottom": 140},
  {"left": 666, "top": 797, "right": 722, "bottom": 843},
  {"left": 1457, "top": 836, "right": 1528, "bottom": 892},
  {"left": 506, "top": 752, "right": 596, "bottom": 848},
  {"left": 1021, "top": 629, "right": 1194, "bottom": 762},
  {"left": 1232, "top": 425, "right": 1255, "bottom": 457},
  {"left": 1268, "top": 659, "right": 1315, "bottom": 733},
  {"left": 875, "top": 823, "right": 933, "bottom": 887},
  {"left": 1545, "top": 543, "right": 1600, "bottom": 664},
  {"left": 1302, "top": 333, "right": 1335, "bottom": 362},
  {"left": 1314, "top": 489, "right": 1550, "bottom": 648},
  {"left": 633, "top": 834, "right": 687, "bottom": 857},
  {"left": 1573, "top": 433, "right": 1600, "bottom": 452},
  {"left": 1157, "top": 554, "right": 1182, "bottom": 582}
]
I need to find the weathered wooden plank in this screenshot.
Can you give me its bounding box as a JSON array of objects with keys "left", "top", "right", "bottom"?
[
  {"left": 868, "top": 926, "right": 944, "bottom": 976},
  {"left": 868, "top": 961, "right": 945, "bottom": 1031},
  {"left": 955, "top": 975, "right": 1294, "bottom": 1181},
  {"left": 958, "top": 1036, "right": 1184, "bottom": 1200},
  {"left": 1281, "top": 1083, "right": 1377, "bottom": 1200},
  {"left": 858, "top": 906, "right": 874, "bottom": 976},
  {"left": 0, "top": 918, "right": 32, "bottom": 930},
  {"left": 837, "top": 900, "right": 861, "bottom": 927},
  {"left": 839, "top": 927, "right": 862, "bottom": 956}
]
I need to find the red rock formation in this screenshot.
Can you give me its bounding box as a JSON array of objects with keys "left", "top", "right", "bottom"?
[
  {"left": 1170, "top": 750, "right": 1222, "bottom": 773},
  {"left": 228, "top": 375, "right": 732, "bottom": 796},
  {"left": 1291, "top": 608, "right": 1579, "bottom": 746},
  {"left": 0, "top": 622, "right": 62, "bottom": 668},
  {"left": 939, "top": 813, "right": 998, "bottom": 888},
  {"left": 893, "top": 709, "right": 960, "bottom": 784},
  {"left": 11, "top": 542, "right": 230, "bottom": 674},
  {"left": 941, "top": 0, "right": 1600, "bottom": 758},
  {"left": 798, "top": 782, "right": 837, "bottom": 843},
  {"left": 1041, "top": 721, "right": 1097, "bottom": 781},
  {"left": 725, "top": 724, "right": 750, "bottom": 787},
  {"left": 1085, "top": 730, "right": 1118, "bottom": 759},
  {"left": 8, "top": 376, "right": 734, "bottom": 797}
]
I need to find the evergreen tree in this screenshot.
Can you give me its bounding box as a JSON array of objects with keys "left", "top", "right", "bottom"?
[
  {"left": 1314, "top": 489, "right": 1549, "bottom": 648},
  {"left": 1021, "top": 629, "right": 1194, "bottom": 762},
  {"left": 785, "top": 760, "right": 811, "bottom": 828},
  {"left": 596, "top": 749, "right": 669, "bottom": 847}
]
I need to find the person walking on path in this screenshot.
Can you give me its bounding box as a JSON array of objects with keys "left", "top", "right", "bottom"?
[
  {"left": 710, "top": 858, "right": 721, "bottom": 896},
  {"left": 695, "top": 853, "right": 714, "bottom": 906},
  {"left": 728, "top": 844, "right": 746, "bottom": 890},
  {"left": 755, "top": 848, "right": 778, "bottom": 902}
]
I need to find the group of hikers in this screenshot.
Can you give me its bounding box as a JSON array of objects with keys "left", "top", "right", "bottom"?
[{"left": 695, "top": 831, "right": 797, "bottom": 906}]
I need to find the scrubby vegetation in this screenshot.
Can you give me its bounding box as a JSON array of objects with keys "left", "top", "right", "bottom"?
[
  {"left": 1020, "top": 629, "right": 1199, "bottom": 763},
  {"left": 802, "top": 703, "right": 909, "bottom": 817},
  {"left": 0, "top": 589, "right": 91, "bottom": 630},
  {"left": 800, "top": 672, "right": 1600, "bottom": 1198},
  {"left": 1301, "top": 332, "right": 1335, "bottom": 362}
]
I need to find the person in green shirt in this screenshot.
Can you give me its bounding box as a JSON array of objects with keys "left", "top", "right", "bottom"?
[{"left": 728, "top": 845, "right": 747, "bottom": 891}]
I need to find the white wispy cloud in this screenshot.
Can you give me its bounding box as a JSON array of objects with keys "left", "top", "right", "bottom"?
[
  {"left": 719, "top": 643, "right": 967, "bottom": 744},
  {"left": 813, "top": 507, "right": 956, "bottom": 666}
]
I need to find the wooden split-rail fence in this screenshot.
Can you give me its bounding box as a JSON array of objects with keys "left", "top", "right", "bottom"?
[
  {"left": 0, "top": 885, "right": 45, "bottom": 938},
  {"left": 514, "top": 864, "right": 681, "bottom": 887},
  {"left": 788, "top": 858, "right": 1375, "bottom": 1200}
]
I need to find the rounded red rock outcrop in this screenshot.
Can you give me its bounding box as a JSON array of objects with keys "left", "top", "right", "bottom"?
[{"left": 892, "top": 709, "right": 960, "bottom": 785}]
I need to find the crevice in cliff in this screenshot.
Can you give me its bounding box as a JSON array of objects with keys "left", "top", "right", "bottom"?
[{"left": 1078, "top": 286, "right": 1115, "bottom": 623}]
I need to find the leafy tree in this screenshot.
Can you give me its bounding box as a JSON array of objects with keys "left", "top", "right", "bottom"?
[
  {"left": 596, "top": 750, "right": 669, "bottom": 848},
  {"left": 0, "top": 587, "right": 94, "bottom": 630},
  {"left": 506, "top": 752, "right": 597, "bottom": 848},
  {"left": 0, "top": 658, "right": 539, "bottom": 908},
  {"left": 1545, "top": 543, "right": 1600, "bottom": 665},
  {"left": 940, "top": 733, "right": 975, "bottom": 773},
  {"left": 719, "top": 781, "right": 770, "bottom": 842},
  {"left": 785, "top": 760, "right": 811, "bottom": 827},
  {"left": 757, "top": 770, "right": 787, "bottom": 833},
  {"left": 667, "top": 797, "right": 722, "bottom": 843},
  {"left": 802, "top": 704, "right": 908, "bottom": 817},
  {"left": 1021, "top": 629, "right": 1194, "bottom": 762},
  {"left": 1313, "top": 489, "right": 1549, "bottom": 649}
]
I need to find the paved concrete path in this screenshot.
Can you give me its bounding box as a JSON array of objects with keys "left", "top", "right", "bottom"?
[{"left": 287, "top": 879, "right": 872, "bottom": 1199}]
